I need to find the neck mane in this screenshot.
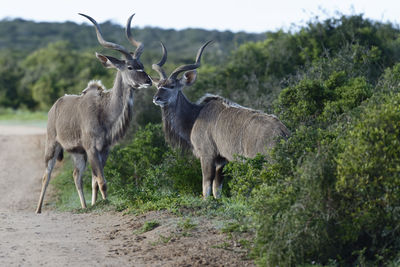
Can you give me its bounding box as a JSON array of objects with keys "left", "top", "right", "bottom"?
[
  {"left": 162, "top": 91, "right": 203, "bottom": 151},
  {"left": 105, "top": 71, "right": 135, "bottom": 145}
]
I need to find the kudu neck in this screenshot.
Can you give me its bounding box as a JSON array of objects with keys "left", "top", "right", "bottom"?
[
  {"left": 111, "top": 71, "right": 133, "bottom": 98},
  {"left": 107, "top": 71, "right": 133, "bottom": 112},
  {"left": 105, "top": 71, "right": 134, "bottom": 144},
  {"left": 162, "top": 91, "right": 202, "bottom": 150}
]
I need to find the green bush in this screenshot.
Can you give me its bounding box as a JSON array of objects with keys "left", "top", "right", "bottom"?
[
  {"left": 335, "top": 92, "right": 400, "bottom": 261},
  {"left": 249, "top": 130, "right": 344, "bottom": 266},
  {"left": 223, "top": 125, "right": 341, "bottom": 266},
  {"left": 224, "top": 154, "right": 267, "bottom": 200},
  {"left": 275, "top": 45, "right": 378, "bottom": 129},
  {"left": 20, "top": 41, "right": 111, "bottom": 110},
  {"left": 104, "top": 123, "right": 169, "bottom": 203},
  {"left": 104, "top": 123, "right": 202, "bottom": 210},
  {"left": 224, "top": 47, "right": 400, "bottom": 266},
  {"left": 376, "top": 62, "right": 400, "bottom": 94}
]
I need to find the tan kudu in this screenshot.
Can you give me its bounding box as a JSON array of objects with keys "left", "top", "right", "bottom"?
[
  {"left": 36, "top": 13, "right": 152, "bottom": 213},
  {"left": 152, "top": 42, "right": 289, "bottom": 198}
]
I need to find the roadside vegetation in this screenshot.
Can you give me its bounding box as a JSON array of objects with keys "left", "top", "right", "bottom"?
[
  {"left": 2, "top": 13, "right": 400, "bottom": 266},
  {"left": 0, "top": 108, "right": 47, "bottom": 121}
]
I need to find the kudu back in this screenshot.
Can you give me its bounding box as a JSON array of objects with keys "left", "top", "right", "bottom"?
[
  {"left": 36, "top": 13, "right": 152, "bottom": 213},
  {"left": 152, "top": 42, "right": 289, "bottom": 198}
]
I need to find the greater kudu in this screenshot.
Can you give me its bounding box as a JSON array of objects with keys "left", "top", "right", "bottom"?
[
  {"left": 36, "top": 13, "right": 152, "bottom": 213},
  {"left": 152, "top": 42, "right": 289, "bottom": 198}
]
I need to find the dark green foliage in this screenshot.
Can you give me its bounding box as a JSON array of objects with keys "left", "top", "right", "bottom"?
[
  {"left": 130, "top": 88, "right": 161, "bottom": 131},
  {"left": 294, "top": 15, "right": 396, "bottom": 63},
  {"left": 20, "top": 41, "right": 111, "bottom": 109},
  {"left": 223, "top": 39, "right": 400, "bottom": 265},
  {"left": 0, "top": 19, "right": 95, "bottom": 51},
  {"left": 336, "top": 93, "right": 400, "bottom": 261},
  {"left": 242, "top": 131, "right": 343, "bottom": 266},
  {"left": 0, "top": 18, "right": 264, "bottom": 65},
  {"left": 197, "top": 45, "right": 400, "bottom": 264},
  {"left": 192, "top": 14, "right": 400, "bottom": 113},
  {"left": 376, "top": 62, "right": 400, "bottom": 94},
  {"left": 0, "top": 51, "right": 24, "bottom": 108},
  {"left": 277, "top": 72, "right": 372, "bottom": 129},
  {"left": 103, "top": 124, "right": 202, "bottom": 210},
  {"left": 224, "top": 154, "right": 267, "bottom": 200},
  {"left": 275, "top": 44, "right": 377, "bottom": 129},
  {"left": 104, "top": 123, "right": 169, "bottom": 202},
  {"left": 192, "top": 31, "right": 301, "bottom": 111}
]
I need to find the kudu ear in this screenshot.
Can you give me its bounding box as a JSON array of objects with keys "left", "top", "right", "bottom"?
[
  {"left": 180, "top": 70, "right": 197, "bottom": 87},
  {"left": 96, "top": 53, "right": 124, "bottom": 69}
]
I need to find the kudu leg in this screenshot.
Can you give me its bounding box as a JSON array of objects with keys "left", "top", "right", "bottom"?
[
  {"left": 212, "top": 163, "right": 225, "bottom": 199},
  {"left": 91, "top": 148, "right": 109, "bottom": 205},
  {"left": 97, "top": 175, "right": 107, "bottom": 200},
  {"left": 200, "top": 157, "right": 215, "bottom": 199},
  {"left": 71, "top": 153, "right": 87, "bottom": 209},
  {"left": 36, "top": 146, "right": 60, "bottom": 214},
  {"left": 88, "top": 150, "right": 107, "bottom": 201},
  {"left": 91, "top": 173, "right": 99, "bottom": 205}
]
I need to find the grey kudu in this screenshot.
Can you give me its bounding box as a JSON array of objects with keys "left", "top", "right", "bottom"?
[
  {"left": 152, "top": 42, "right": 290, "bottom": 198},
  {"left": 36, "top": 13, "right": 152, "bottom": 213}
]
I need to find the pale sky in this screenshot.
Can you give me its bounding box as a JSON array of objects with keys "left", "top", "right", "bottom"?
[{"left": 1, "top": 0, "right": 400, "bottom": 33}]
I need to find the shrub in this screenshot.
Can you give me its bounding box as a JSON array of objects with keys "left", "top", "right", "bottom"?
[
  {"left": 376, "top": 62, "right": 400, "bottom": 94},
  {"left": 335, "top": 92, "right": 400, "bottom": 262},
  {"left": 226, "top": 46, "right": 394, "bottom": 266},
  {"left": 242, "top": 128, "right": 343, "bottom": 266},
  {"left": 104, "top": 123, "right": 202, "bottom": 210},
  {"left": 275, "top": 45, "right": 378, "bottom": 130},
  {"left": 224, "top": 154, "right": 267, "bottom": 200},
  {"left": 104, "top": 123, "right": 169, "bottom": 204}
]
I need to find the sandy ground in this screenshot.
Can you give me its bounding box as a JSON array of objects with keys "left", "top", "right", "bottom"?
[{"left": 0, "top": 124, "right": 254, "bottom": 267}]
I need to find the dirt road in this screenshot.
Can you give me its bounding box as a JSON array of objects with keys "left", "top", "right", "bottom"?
[{"left": 0, "top": 125, "right": 253, "bottom": 266}]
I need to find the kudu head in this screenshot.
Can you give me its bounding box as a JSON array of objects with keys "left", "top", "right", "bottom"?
[
  {"left": 79, "top": 13, "right": 152, "bottom": 89},
  {"left": 152, "top": 41, "right": 212, "bottom": 107}
]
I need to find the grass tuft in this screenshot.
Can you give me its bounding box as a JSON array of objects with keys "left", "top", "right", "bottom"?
[{"left": 136, "top": 220, "right": 160, "bottom": 234}]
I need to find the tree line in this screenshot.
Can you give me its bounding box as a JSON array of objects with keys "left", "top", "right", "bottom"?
[{"left": 0, "top": 17, "right": 264, "bottom": 111}]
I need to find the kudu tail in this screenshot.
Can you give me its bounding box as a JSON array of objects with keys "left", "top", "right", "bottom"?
[{"left": 57, "top": 148, "right": 64, "bottom": 162}]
